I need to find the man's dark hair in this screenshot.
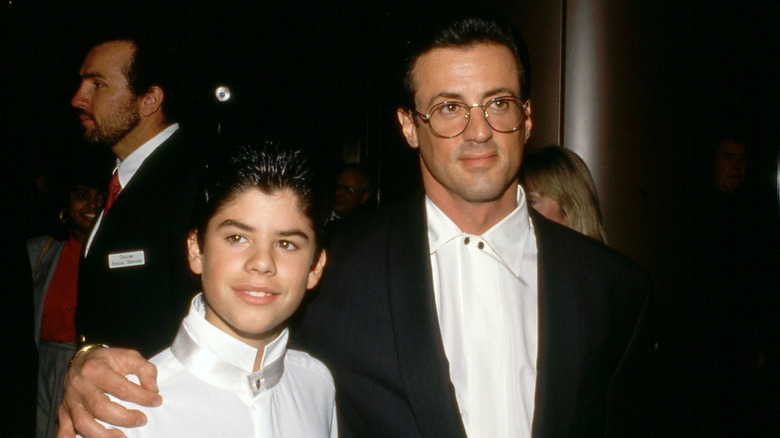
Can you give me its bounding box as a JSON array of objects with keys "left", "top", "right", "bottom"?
[
  {"left": 88, "top": 32, "right": 184, "bottom": 122},
  {"left": 398, "top": 10, "right": 531, "bottom": 112},
  {"left": 193, "top": 142, "right": 327, "bottom": 253}
]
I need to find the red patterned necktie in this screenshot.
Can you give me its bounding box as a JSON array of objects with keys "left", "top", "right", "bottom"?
[{"left": 105, "top": 172, "right": 121, "bottom": 210}]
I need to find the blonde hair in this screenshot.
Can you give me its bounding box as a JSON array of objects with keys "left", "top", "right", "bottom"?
[{"left": 521, "top": 146, "right": 607, "bottom": 243}]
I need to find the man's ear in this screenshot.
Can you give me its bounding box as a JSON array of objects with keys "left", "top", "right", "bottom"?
[
  {"left": 306, "top": 249, "right": 328, "bottom": 290},
  {"left": 187, "top": 231, "right": 203, "bottom": 275},
  {"left": 397, "top": 109, "right": 419, "bottom": 149},
  {"left": 139, "top": 86, "right": 164, "bottom": 118},
  {"left": 522, "top": 99, "right": 533, "bottom": 144}
]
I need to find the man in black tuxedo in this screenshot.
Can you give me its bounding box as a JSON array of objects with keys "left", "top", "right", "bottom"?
[
  {"left": 58, "top": 13, "right": 652, "bottom": 438},
  {"left": 71, "top": 37, "right": 204, "bottom": 358},
  {"left": 296, "top": 14, "right": 653, "bottom": 438}
]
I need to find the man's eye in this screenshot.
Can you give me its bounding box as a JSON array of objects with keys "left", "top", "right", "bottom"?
[
  {"left": 440, "top": 103, "right": 461, "bottom": 115},
  {"left": 492, "top": 99, "right": 508, "bottom": 109},
  {"left": 488, "top": 98, "right": 514, "bottom": 114}
]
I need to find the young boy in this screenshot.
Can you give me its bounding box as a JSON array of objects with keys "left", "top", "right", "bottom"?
[{"left": 92, "top": 143, "right": 336, "bottom": 437}]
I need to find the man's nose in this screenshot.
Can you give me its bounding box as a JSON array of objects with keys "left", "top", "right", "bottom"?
[
  {"left": 461, "top": 108, "right": 493, "bottom": 143},
  {"left": 71, "top": 84, "right": 89, "bottom": 109}
]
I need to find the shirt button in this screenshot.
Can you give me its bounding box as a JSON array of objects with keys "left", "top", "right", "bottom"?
[
  {"left": 477, "top": 242, "right": 484, "bottom": 250},
  {"left": 464, "top": 237, "right": 470, "bottom": 245}
]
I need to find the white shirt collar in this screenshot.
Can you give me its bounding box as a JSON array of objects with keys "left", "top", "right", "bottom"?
[
  {"left": 171, "top": 293, "right": 288, "bottom": 398},
  {"left": 113, "top": 123, "right": 179, "bottom": 188},
  {"left": 426, "top": 185, "right": 532, "bottom": 277}
]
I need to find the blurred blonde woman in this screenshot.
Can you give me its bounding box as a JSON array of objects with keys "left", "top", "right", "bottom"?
[{"left": 521, "top": 145, "right": 607, "bottom": 243}]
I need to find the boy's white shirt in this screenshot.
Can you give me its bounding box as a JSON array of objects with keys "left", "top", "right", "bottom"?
[{"left": 85, "top": 294, "right": 337, "bottom": 437}]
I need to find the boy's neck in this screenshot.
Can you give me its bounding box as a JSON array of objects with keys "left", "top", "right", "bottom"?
[
  {"left": 253, "top": 352, "right": 264, "bottom": 373},
  {"left": 249, "top": 325, "right": 287, "bottom": 372},
  {"left": 203, "top": 305, "right": 286, "bottom": 372}
]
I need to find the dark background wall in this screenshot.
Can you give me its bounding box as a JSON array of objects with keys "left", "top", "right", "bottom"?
[
  {"left": 3, "top": 0, "right": 778, "bottom": 304},
  {"left": 512, "top": 0, "right": 779, "bottom": 303}
]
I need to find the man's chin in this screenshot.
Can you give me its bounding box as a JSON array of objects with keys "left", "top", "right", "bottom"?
[{"left": 82, "top": 131, "right": 109, "bottom": 146}]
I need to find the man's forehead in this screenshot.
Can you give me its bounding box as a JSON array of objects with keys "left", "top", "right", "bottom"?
[
  {"left": 81, "top": 40, "right": 134, "bottom": 74},
  {"left": 411, "top": 43, "right": 520, "bottom": 100},
  {"left": 717, "top": 140, "right": 747, "bottom": 156}
]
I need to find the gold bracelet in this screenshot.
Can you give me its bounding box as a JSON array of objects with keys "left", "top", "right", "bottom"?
[{"left": 70, "top": 343, "right": 109, "bottom": 366}]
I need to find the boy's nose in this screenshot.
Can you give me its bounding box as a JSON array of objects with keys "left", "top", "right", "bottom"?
[{"left": 246, "top": 246, "right": 276, "bottom": 275}]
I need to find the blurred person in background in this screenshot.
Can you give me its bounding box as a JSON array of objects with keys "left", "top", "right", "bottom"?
[
  {"left": 521, "top": 145, "right": 607, "bottom": 243},
  {"left": 28, "top": 163, "right": 108, "bottom": 438},
  {"left": 330, "top": 163, "right": 374, "bottom": 222}
]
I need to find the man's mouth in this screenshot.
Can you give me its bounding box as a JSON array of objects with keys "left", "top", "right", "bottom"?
[{"left": 460, "top": 151, "right": 498, "bottom": 167}]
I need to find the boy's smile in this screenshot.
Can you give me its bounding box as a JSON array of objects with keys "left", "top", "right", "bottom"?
[{"left": 187, "top": 188, "right": 326, "bottom": 352}]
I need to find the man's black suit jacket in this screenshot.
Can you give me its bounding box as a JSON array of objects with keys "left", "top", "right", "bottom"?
[
  {"left": 297, "top": 193, "right": 653, "bottom": 437},
  {"left": 76, "top": 130, "right": 206, "bottom": 357}
]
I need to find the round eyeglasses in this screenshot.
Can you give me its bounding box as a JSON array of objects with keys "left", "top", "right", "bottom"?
[{"left": 414, "top": 96, "right": 529, "bottom": 138}]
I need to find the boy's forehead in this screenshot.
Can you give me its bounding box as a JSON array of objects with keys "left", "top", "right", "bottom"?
[{"left": 215, "top": 188, "right": 308, "bottom": 221}]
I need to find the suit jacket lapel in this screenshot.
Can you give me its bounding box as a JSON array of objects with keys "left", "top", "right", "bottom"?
[
  {"left": 385, "top": 195, "right": 467, "bottom": 438},
  {"left": 531, "top": 211, "right": 583, "bottom": 437},
  {"left": 87, "top": 132, "right": 181, "bottom": 261}
]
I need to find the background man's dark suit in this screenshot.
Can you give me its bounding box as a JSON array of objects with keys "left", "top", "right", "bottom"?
[
  {"left": 297, "top": 193, "right": 652, "bottom": 437},
  {"left": 76, "top": 130, "right": 206, "bottom": 357}
]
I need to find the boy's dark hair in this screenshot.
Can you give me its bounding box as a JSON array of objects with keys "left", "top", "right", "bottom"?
[
  {"left": 398, "top": 10, "right": 531, "bottom": 112},
  {"left": 193, "top": 142, "right": 326, "bottom": 253}
]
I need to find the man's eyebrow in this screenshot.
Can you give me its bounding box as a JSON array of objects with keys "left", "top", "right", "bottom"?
[
  {"left": 424, "top": 92, "right": 465, "bottom": 109},
  {"left": 81, "top": 72, "right": 108, "bottom": 80},
  {"left": 217, "top": 219, "right": 254, "bottom": 232},
  {"left": 483, "top": 87, "right": 518, "bottom": 99},
  {"left": 423, "top": 87, "right": 520, "bottom": 109}
]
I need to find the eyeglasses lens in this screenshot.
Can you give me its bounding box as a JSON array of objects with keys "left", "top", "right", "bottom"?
[{"left": 429, "top": 98, "right": 524, "bottom": 137}]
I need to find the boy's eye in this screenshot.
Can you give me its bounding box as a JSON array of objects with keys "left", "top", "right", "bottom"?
[
  {"left": 277, "top": 240, "right": 299, "bottom": 251},
  {"left": 226, "top": 234, "right": 247, "bottom": 244}
]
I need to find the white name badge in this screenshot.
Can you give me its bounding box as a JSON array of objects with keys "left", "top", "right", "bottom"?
[{"left": 108, "top": 251, "right": 146, "bottom": 269}]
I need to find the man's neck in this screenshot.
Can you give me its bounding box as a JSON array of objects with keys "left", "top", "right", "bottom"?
[
  {"left": 425, "top": 182, "right": 519, "bottom": 235},
  {"left": 112, "top": 119, "right": 170, "bottom": 161}
]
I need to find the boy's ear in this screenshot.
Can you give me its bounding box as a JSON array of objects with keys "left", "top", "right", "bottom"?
[
  {"left": 187, "top": 231, "right": 203, "bottom": 275},
  {"left": 306, "top": 249, "right": 327, "bottom": 290}
]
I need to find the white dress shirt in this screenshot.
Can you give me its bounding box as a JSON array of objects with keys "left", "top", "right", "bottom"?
[
  {"left": 84, "top": 123, "right": 179, "bottom": 255},
  {"left": 95, "top": 294, "right": 337, "bottom": 437},
  {"left": 427, "top": 185, "right": 538, "bottom": 438}
]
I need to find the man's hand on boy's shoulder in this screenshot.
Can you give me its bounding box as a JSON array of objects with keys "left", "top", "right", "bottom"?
[{"left": 58, "top": 347, "right": 162, "bottom": 438}]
